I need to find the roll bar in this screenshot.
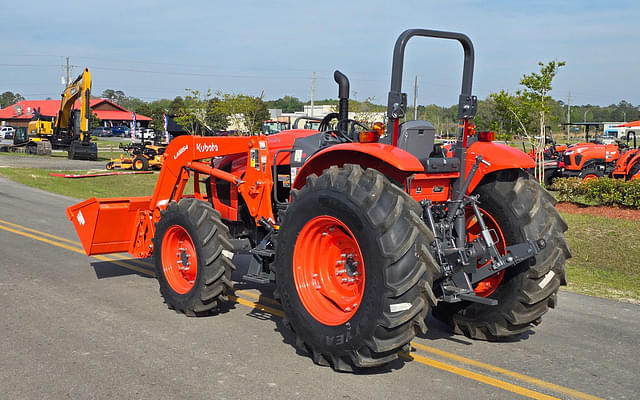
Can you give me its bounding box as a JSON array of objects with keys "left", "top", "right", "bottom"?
[{"left": 386, "top": 29, "right": 477, "bottom": 143}]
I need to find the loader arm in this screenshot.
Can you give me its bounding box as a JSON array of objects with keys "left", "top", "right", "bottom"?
[{"left": 67, "top": 134, "right": 275, "bottom": 258}]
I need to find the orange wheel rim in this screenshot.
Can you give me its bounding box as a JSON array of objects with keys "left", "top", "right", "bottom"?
[
  {"left": 293, "top": 216, "right": 365, "bottom": 326},
  {"left": 466, "top": 208, "right": 506, "bottom": 297},
  {"left": 135, "top": 160, "right": 143, "bottom": 169},
  {"left": 161, "top": 225, "right": 198, "bottom": 294},
  {"left": 582, "top": 174, "right": 597, "bottom": 181}
]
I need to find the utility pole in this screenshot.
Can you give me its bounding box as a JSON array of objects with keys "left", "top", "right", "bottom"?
[
  {"left": 566, "top": 92, "right": 571, "bottom": 140},
  {"left": 310, "top": 72, "right": 316, "bottom": 117},
  {"left": 413, "top": 76, "right": 418, "bottom": 120},
  {"left": 65, "top": 57, "right": 70, "bottom": 86}
]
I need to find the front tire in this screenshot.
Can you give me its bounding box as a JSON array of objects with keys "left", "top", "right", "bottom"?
[
  {"left": 433, "top": 169, "right": 570, "bottom": 340},
  {"left": 579, "top": 167, "right": 603, "bottom": 181},
  {"left": 152, "top": 198, "right": 234, "bottom": 316},
  {"left": 275, "top": 165, "right": 439, "bottom": 371}
]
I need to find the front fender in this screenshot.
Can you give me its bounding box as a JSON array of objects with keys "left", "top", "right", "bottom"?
[
  {"left": 466, "top": 141, "right": 536, "bottom": 193},
  {"left": 293, "top": 143, "right": 424, "bottom": 189}
]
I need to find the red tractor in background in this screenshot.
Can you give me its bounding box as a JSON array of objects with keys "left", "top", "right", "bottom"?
[
  {"left": 66, "top": 29, "right": 569, "bottom": 371},
  {"left": 611, "top": 132, "right": 640, "bottom": 180},
  {"left": 561, "top": 130, "right": 640, "bottom": 181},
  {"left": 561, "top": 141, "right": 621, "bottom": 180}
]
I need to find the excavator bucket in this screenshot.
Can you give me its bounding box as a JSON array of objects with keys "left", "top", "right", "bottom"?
[{"left": 66, "top": 196, "right": 151, "bottom": 256}]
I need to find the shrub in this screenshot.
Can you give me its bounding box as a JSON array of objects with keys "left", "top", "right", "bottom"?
[{"left": 550, "top": 177, "right": 640, "bottom": 208}]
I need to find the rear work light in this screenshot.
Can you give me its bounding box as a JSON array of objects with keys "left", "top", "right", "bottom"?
[{"left": 478, "top": 131, "right": 496, "bottom": 142}]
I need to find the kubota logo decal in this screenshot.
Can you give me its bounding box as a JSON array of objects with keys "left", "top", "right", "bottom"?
[
  {"left": 196, "top": 142, "right": 219, "bottom": 153},
  {"left": 174, "top": 145, "right": 188, "bottom": 160}
]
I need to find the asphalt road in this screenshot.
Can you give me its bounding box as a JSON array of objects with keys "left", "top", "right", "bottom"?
[{"left": 1, "top": 176, "right": 638, "bottom": 400}]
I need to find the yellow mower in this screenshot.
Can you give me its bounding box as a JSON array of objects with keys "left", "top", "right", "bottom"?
[{"left": 106, "top": 142, "right": 167, "bottom": 171}]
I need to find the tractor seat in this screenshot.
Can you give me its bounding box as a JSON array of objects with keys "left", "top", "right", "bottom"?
[{"left": 382, "top": 120, "right": 460, "bottom": 173}]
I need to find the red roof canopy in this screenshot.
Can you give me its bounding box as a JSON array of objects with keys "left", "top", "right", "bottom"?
[
  {"left": 0, "top": 99, "right": 151, "bottom": 121},
  {"left": 614, "top": 120, "right": 640, "bottom": 128}
]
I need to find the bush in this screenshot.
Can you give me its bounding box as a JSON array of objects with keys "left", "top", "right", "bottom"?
[{"left": 550, "top": 177, "right": 640, "bottom": 208}]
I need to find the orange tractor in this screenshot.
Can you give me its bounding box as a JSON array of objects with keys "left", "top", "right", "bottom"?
[
  {"left": 66, "top": 29, "right": 569, "bottom": 371},
  {"left": 611, "top": 132, "right": 640, "bottom": 181},
  {"left": 561, "top": 130, "right": 640, "bottom": 181}
]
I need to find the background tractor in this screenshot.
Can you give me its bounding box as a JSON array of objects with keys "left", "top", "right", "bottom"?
[
  {"left": 67, "top": 29, "right": 569, "bottom": 372},
  {"left": 611, "top": 131, "right": 640, "bottom": 181}
]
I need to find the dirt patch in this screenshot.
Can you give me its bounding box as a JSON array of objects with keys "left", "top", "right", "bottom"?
[{"left": 556, "top": 202, "right": 640, "bottom": 221}]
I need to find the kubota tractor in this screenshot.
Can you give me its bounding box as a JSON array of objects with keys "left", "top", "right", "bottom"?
[
  {"left": 611, "top": 132, "right": 640, "bottom": 181},
  {"left": 66, "top": 29, "right": 569, "bottom": 371},
  {"left": 561, "top": 141, "right": 621, "bottom": 180}
]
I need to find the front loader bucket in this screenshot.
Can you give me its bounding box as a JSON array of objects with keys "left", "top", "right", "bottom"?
[{"left": 66, "top": 196, "right": 151, "bottom": 256}]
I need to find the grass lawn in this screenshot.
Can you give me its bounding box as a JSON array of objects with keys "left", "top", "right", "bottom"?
[
  {"left": 0, "top": 166, "right": 638, "bottom": 303},
  {"left": 560, "top": 212, "right": 640, "bottom": 303},
  {"left": 0, "top": 167, "right": 160, "bottom": 198}
]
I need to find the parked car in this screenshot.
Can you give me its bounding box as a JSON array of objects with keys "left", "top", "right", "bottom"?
[
  {"left": 111, "top": 126, "right": 131, "bottom": 137},
  {"left": 135, "top": 128, "right": 155, "bottom": 141},
  {"left": 0, "top": 126, "right": 15, "bottom": 139},
  {"left": 91, "top": 127, "right": 112, "bottom": 137}
]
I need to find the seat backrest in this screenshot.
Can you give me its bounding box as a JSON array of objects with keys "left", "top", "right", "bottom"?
[{"left": 395, "top": 120, "right": 436, "bottom": 160}]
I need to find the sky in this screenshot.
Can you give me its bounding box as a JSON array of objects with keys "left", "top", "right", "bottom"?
[{"left": 1, "top": 0, "right": 638, "bottom": 108}]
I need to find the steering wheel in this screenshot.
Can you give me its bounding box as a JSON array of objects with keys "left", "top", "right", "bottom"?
[{"left": 319, "top": 113, "right": 340, "bottom": 132}]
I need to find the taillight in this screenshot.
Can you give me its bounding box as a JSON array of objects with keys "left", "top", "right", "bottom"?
[
  {"left": 359, "top": 131, "right": 380, "bottom": 143},
  {"left": 372, "top": 122, "right": 385, "bottom": 137},
  {"left": 478, "top": 131, "right": 496, "bottom": 142}
]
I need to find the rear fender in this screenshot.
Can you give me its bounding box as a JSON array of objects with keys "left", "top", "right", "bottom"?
[
  {"left": 466, "top": 141, "right": 535, "bottom": 193},
  {"left": 627, "top": 153, "right": 640, "bottom": 176},
  {"left": 292, "top": 143, "right": 424, "bottom": 189}
]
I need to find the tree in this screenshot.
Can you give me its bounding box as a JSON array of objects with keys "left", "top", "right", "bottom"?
[
  {"left": 173, "top": 89, "right": 228, "bottom": 135},
  {"left": 520, "top": 60, "right": 565, "bottom": 184},
  {"left": 489, "top": 61, "right": 565, "bottom": 184},
  {"left": 265, "top": 96, "right": 304, "bottom": 113},
  {"left": 101, "top": 89, "right": 127, "bottom": 105},
  {"left": 89, "top": 112, "right": 101, "bottom": 129},
  {"left": 218, "top": 92, "right": 269, "bottom": 135},
  {"left": 0, "top": 91, "right": 25, "bottom": 108}
]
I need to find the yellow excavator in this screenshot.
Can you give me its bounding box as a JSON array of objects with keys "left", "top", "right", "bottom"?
[{"left": 25, "top": 68, "right": 97, "bottom": 160}]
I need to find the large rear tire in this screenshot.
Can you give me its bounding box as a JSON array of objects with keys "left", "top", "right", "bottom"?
[
  {"left": 433, "top": 169, "right": 570, "bottom": 340},
  {"left": 275, "top": 165, "right": 439, "bottom": 371},
  {"left": 152, "top": 198, "right": 234, "bottom": 316}
]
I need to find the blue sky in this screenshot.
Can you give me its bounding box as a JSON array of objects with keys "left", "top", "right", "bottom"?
[{"left": 1, "top": 0, "right": 638, "bottom": 107}]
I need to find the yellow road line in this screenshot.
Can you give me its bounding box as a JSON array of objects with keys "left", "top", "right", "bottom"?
[
  {"left": 0, "top": 220, "right": 602, "bottom": 400},
  {"left": 410, "top": 342, "right": 604, "bottom": 400},
  {"left": 228, "top": 294, "right": 285, "bottom": 318},
  {"left": 400, "top": 352, "right": 560, "bottom": 400},
  {"left": 0, "top": 218, "right": 83, "bottom": 248},
  {"left": 234, "top": 289, "right": 282, "bottom": 306},
  {"left": 0, "top": 224, "right": 155, "bottom": 278},
  {"left": 109, "top": 253, "right": 154, "bottom": 268}
]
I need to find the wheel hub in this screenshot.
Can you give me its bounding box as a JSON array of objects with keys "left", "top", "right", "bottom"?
[
  {"left": 161, "top": 225, "right": 198, "bottom": 294},
  {"left": 293, "top": 216, "right": 365, "bottom": 326}
]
